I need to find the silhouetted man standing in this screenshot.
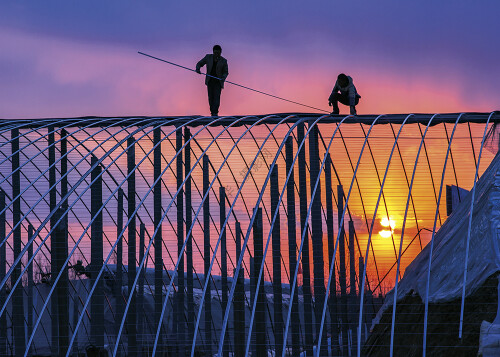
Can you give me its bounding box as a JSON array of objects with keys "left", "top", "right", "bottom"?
[
  {"left": 196, "top": 45, "right": 229, "bottom": 116},
  {"left": 328, "top": 73, "right": 361, "bottom": 115}
]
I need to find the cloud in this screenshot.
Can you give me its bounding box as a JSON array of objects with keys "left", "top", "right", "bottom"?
[{"left": 0, "top": 1, "right": 499, "bottom": 118}]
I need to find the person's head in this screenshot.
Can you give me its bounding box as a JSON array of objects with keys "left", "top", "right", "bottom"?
[
  {"left": 213, "top": 45, "right": 222, "bottom": 58},
  {"left": 337, "top": 73, "right": 349, "bottom": 87}
]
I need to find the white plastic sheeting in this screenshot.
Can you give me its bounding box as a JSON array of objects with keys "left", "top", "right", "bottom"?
[{"left": 478, "top": 321, "right": 500, "bottom": 357}]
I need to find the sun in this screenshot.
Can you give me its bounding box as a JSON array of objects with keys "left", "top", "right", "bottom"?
[{"left": 379, "top": 217, "right": 396, "bottom": 238}]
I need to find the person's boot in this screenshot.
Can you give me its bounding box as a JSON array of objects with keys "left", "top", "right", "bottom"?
[{"left": 331, "top": 109, "right": 339, "bottom": 115}]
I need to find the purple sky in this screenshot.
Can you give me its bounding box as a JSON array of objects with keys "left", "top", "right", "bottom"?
[{"left": 1, "top": 1, "right": 499, "bottom": 118}]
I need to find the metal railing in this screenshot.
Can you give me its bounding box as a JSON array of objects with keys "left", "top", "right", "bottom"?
[{"left": 0, "top": 112, "right": 498, "bottom": 356}]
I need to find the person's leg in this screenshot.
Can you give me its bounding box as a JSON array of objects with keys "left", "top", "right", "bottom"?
[
  {"left": 337, "top": 93, "right": 351, "bottom": 106},
  {"left": 334, "top": 93, "right": 354, "bottom": 114},
  {"left": 212, "top": 82, "right": 222, "bottom": 116},
  {"left": 331, "top": 93, "right": 340, "bottom": 114},
  {"left": 351, "top": 96, "right": 360, "bottom": 115},
  {"left": 207, "top": 83, "right": 216, "bottom": 116}
]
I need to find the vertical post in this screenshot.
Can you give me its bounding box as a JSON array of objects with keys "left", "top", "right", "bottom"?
[
  {"left": 184, "top": 128, "right": 194, "bottom": 350},
  {"left": 48, "top": 125, "right": 56, "bottom": 217},
  {"left": 325, "top": 154, "right": 338, "bottom": 355},
  {"left": 91, "top": 155, "right": 104, "bottom": 350},
  {"left": 358, "top": 256, "right": 365, "bottom": 343},
  {"left": 219, "top": 186, "right": 229, "bottom": 357},
  {"left": 286, "top": 136, "right": 300, "bottom": 357},
  {"left": 309, "top": 123, "right": 326, "bottom": 354},
  {"left": 271, "top": 165, "right": 283, "bottom": 356},
  {"left": 73, "top": 294, "right": 79, "bottom": 356},
  {"left": 297, "top": 121, "right": 314, "bottom": 355},
  {"left": 53, "top": 208, "right": 69, "bottom": 355},
  {"left": 60, "top": 129, "right": 68, "bottom": 210},
  {"left": 61, "top": 126, "right": 70, "bottom": 354},
  {"left": 116, "top": 188, "right": 124, "bottom": 356},
  {"left": 250, "top": 256, "right": 256, "bottom": 357},
  {"left": 176, "top": 127, "right": 185, "bottom": 356},
  {"left": 349, "top": 222, "right": 356, "bottom": 297},
  {"left": 47, "top": 125, "right": 59, "bottom": 356},
  {"left": 0, "top": 189, "right": 6, "bottom": 356},
  {"left": 27, "top": 224, "right": 34, "bottom": 357},
  {"left": 253, "top": 207, "right": 266, "bottom": 356},
  {"left": 349, "top": 220, "right": 357, "bottom": 342},
  {"left": 154, "top": 127, "right": 164, "bottom": 352},
  {"left": 203, "top": 155, "right": 212, "bottom": 355},
  {"left": 12, "top": 127, "right": 25, "bottom": 357},
  {"left": 337, "top": 185, "right": 348, "bottom": 354},
  {"left": 127, "top": 136, "right": 137, "bottom": 356},
  {"left": 60, "top": 129, "right": 69, "bottom": 352},
  {"left": 233, "top": 221, "right": 245, "bottom": 357},
  {"left": 138, "top": 223, "right": 145, "bottom": 345}
]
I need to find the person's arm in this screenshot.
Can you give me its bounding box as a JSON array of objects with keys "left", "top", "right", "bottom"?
[
  {"left": 196, "top": 55, "right": 208, "bottom": 74},
  {"left": 221, "top": 59, "right": 228, "bottom": 82},
  {"left": 328, "top": 81, "right": 339, "bottom": 104}
]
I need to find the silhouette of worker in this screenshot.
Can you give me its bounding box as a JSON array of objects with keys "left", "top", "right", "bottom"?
[
  {"left": 328, "top": 73, "right": 361, "bottom": 115},
  {"left": 196, "top": 45, "right": 229, "bottom": 117}
]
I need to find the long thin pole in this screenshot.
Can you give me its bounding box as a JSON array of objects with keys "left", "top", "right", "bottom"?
[
  {"left": 203, "top": 155, "right": 212, "bottom": 355},
  {"left": 138, "top": 51, "right": 330, "bottom": 113},
  {"left": 297, "top": 122, "right": 314, "bottom": 355},
  {"left": 286, "top": 137, "right": 300, "bottom": 357},
  {"left": 127, "top": 136, "right": 137, "bottom": 357}
]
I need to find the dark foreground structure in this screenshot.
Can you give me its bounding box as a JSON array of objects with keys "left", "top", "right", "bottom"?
[{"left": 0, "top": 112, "right": 498, "bottom": 356}]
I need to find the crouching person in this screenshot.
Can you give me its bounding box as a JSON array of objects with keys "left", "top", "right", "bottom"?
[{"left": 328, "top": 73, "right": 361, "bottom": 115}]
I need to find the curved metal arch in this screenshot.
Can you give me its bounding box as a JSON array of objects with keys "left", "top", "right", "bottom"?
[
  {"left": 383, "top": 114, "right": 438, "bottom": 356},
  {"left": 157, "top": 114, "right": 289, "bottom": 356},
  {"left": 216, "top": 115, "right": 315, "bottom": 357},
  {"left": 366, "top": 114, "right": 437, "bottom": 356},
  {"left": 190, "top": 126, "right": 274, "bottom": 319},
  {"left": 459, "top": 112, "right": 497, "bottom": 338},
  {"left": 160, "top": 131, "right": 245, "bottom": 321},
  {"left": 0, "top": 117, "right": 66, "bottom": 153},
  {"left": 422, "top": 113, "right": 465, "bottom": 357},
  {"left": 299, "top": 114, "right": 387, "bottom": 356},
  {"left": 0, "top": 114, "right": 496, "bottom": 355},
  {"left": 0, "top": 116, "right": 139, "bottom": 250},
  {"left": 119, "top": 114, "right": 276, "bottom": 355},
  {"left": 243, "top": 122, "right": 293, "bottom": 282},
  {"left": 388, "top": 122, "right": 424, "bottom": 250},
  {"left": 279, "top": 115, "right": 353, "bottom": 356},
  {"left": 68, "top": 127, "right": 175, "bottom": 312},
  {"left": 0, "top": 116, "right": 149, "bottom": 312},
  {"left": 358, "top": 122, "right": 402, "bottom": 270},
  {"left": 54, "top": 115, "right": 210, "bottom": 356},
  {"left": 24, "top": 117, "right": 191, "bottom": 355},
  {"left": 65, "top": 114, "right": 244, "bottom": 355},
  {"left": 467, "top": 121, "right": 478, "bottom": 170},
  {"left": 10, "top": 116, "right": 182, "bottom": 354},
  {"left": 332, "top": 113, "right": 414, "bottom": 357},
  {"left": 335, "top": 125, "right": 384, "bottom": 290},
  {"left": 317, "top": 130, "right": 377, "bottom": 291},
  {"left": 0, "top": 126, "right": 113, "bottom": 332},
  {"left": 240, "top": 116, "right": 323, "bottom": 356},
  {"left": 202, "top": 125, "right": 278, "bottom": 282},
  {"left": 443, "top": 122, "right": 463, "bottom": 192},
  {"left": 0, "top": 117, "right": 112, "bottom": 189},
  {"left": 0, "top": 117, "right": 145, "bottom": 351},
  {"left": 417, "top": 123, "right": 443, "bottom": 227}
]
